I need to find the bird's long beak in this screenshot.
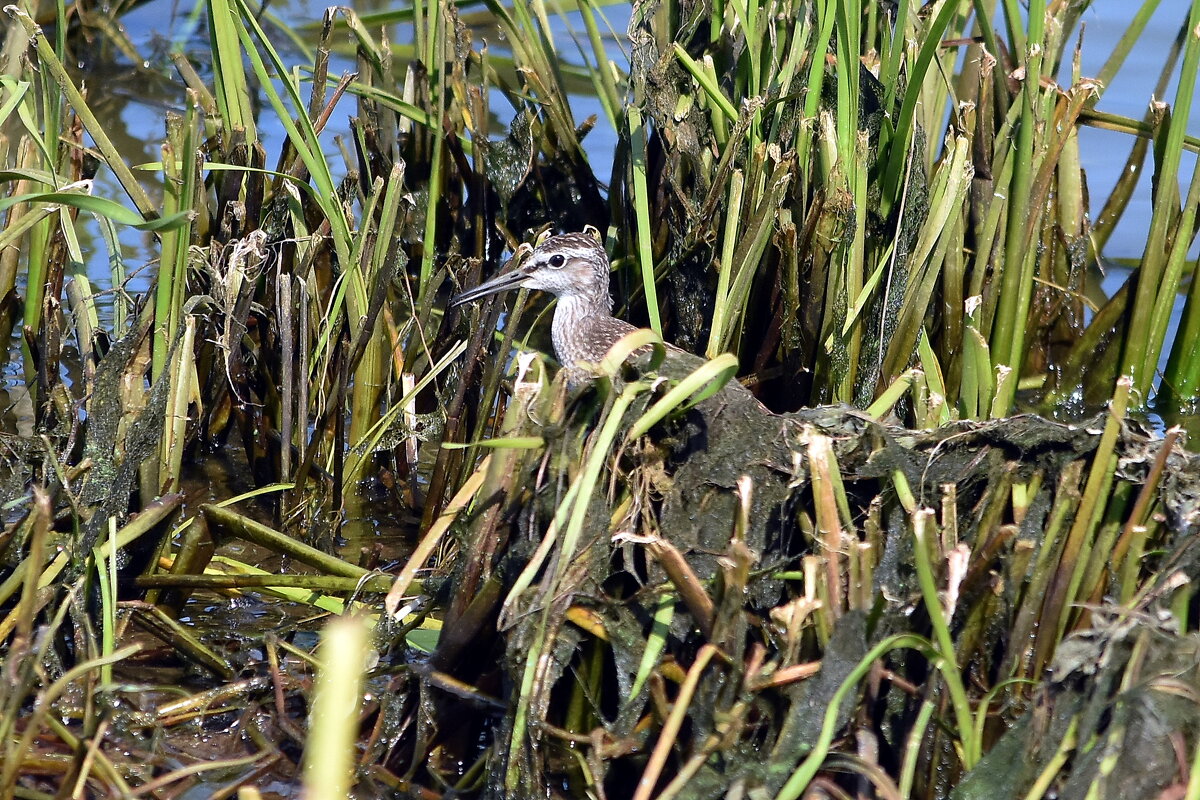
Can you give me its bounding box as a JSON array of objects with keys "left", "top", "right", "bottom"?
[
  {"left": 450, "top": 244, "right": 536, "bottom": 307},
  {"left": 449, "top": 266, "right": 529, "bottom": 307}
]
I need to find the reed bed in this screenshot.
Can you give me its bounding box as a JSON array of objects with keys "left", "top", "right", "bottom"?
[{"left": 0, "top": 0, "right": 1198, "bottom": 797}]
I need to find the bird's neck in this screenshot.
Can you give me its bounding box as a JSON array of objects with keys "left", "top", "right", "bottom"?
[{"left": 551, "top": 291, "right": 614, "bottom": 365}]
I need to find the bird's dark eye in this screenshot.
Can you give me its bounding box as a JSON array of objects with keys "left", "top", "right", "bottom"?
[{"left": 548, "top": 254, "right": 566, "bottom": 268}]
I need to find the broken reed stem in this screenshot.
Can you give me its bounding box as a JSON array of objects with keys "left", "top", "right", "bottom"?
[
  {"left": 136, "top": 573, "right": 398, "bottom": 593},
  {"left": 645, "top": 536, "right": 716, "bottom": 640},
  {"left": 1111, "top": 426, "right": 1179, "bottom": 567},
  {"left": 806, "top": 427, "right": 844, "bottom": 617},
  {"left": 200, "top": 505, "right": 368, "bottom": 579}
]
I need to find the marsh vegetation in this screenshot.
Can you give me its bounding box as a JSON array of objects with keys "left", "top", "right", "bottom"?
[{"left": 1, "top": 0, "right": 1200, "bottom": 797}]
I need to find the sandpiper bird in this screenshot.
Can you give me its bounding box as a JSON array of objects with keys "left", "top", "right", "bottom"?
[
  {"left": 450, "top": 229, "right": 759, "bottom": 405},
  {"left": 451, "top": 230, "right": 780, "bottom": 596},
  {"left": 450, "top": 230, "right": 643, "bottom": 369}
]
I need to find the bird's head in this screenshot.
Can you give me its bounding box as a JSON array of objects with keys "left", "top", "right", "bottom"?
[{"left": 451, "top": 228, "right": 612, "bottom": 310}]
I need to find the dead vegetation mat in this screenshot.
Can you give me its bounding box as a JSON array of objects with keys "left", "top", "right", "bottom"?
[{"left": 397, "top": 363, "right": 1200, "bottom": 799}]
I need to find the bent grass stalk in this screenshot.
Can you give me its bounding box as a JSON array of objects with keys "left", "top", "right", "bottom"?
[
  {"left": 911, "top": 508, "right": 977, "bottom": 770},
  {"left": 774, "top": 633, "right": 938, "bottom": 800},
  {"left": 504, "top": 375, "right": 651, "bottom": 794}
]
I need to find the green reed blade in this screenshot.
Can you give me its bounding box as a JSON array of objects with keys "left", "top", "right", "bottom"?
[
  {"left": 1122, "top": 0, "right": 1200, "bottom": 399},
  {"left": 628, "top": 106, "right": 662, "bottom": 334}
]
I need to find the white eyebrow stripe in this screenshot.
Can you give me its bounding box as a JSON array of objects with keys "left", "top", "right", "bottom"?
[{"left": 538, "top": 246, "right": 599, "bottom": 262}]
